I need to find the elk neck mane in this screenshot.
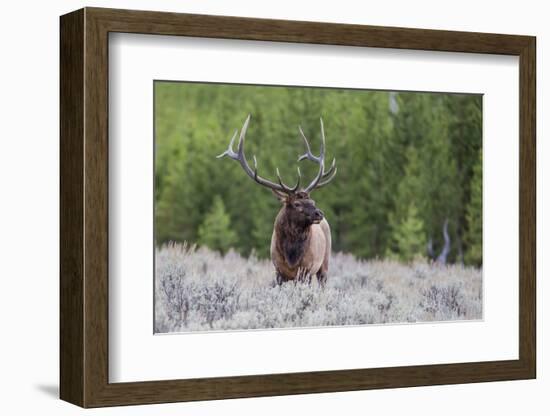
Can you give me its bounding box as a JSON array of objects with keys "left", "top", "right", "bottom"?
[{"left": 274, "top": 206, "right": 311, "bottom": 269}]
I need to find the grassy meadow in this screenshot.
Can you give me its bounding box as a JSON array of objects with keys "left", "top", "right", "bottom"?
[{"left": 155, "top": 243, "right": 482, "bottom": 333}]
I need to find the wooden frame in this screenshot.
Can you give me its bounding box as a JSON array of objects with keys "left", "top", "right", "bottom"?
[{"left": 60, "top": 7, "right": 536, "bottom": 408}]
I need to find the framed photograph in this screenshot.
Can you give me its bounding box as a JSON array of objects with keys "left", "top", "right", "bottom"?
[{"left": 60, "top": 7, "right": 536, "bottom": 408}]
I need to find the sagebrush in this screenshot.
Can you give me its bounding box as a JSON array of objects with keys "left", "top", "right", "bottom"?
[{"left": 155, "top": 243, "right": 482, "bottom": 333}]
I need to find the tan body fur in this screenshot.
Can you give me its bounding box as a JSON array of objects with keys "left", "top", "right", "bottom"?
[{"left": 270, "top": 209, "right": 331, "bottom": 283}]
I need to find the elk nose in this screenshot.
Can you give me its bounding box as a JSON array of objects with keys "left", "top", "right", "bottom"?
[{"left": 314, "top": 209, "right": 324, "bottom": 220}]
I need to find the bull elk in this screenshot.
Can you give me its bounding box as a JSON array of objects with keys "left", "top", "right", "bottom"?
[{"left": 217, "top": 115, "right": 337, "bottom": 286}]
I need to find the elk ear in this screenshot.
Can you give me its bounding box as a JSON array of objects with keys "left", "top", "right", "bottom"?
[{"left": 271, "top": 189, "right": 288, "bottom": 202}]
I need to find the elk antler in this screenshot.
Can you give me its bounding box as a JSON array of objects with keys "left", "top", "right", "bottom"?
[
  {"left": 217, "top": 114, "right": 301, "bottom": 194},
  {"left": 298, "top": 118, "right": 337, "bottom": 193}
]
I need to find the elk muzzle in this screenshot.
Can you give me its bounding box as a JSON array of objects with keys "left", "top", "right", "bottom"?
[{"left": 312, "top": 208, "right": 324, "bottom": 224}]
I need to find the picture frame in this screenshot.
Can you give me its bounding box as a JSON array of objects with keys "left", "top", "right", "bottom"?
[{"left": 60, "top": 7, "right": 536, "bottom": 408}]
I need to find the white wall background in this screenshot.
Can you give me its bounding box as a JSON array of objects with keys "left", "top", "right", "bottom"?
[{"left": 0, "top": 0, "right": 545, "bottom": 414}]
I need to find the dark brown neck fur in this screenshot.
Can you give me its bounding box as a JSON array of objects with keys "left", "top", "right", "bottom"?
[{"left": 275, "top": 207, "right": 311, "bottom": 269}]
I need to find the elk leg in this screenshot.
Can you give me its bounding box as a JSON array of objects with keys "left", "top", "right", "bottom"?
[
  {"left": 316, "top": 270, "right": 327, "bottom": 287},
  {"left": 275, "top": 271, "right": 284, "bottom": 286}
]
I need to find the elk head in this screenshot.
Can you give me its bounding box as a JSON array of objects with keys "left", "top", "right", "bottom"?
[{"left": 279, "top": 191, "right": 324, "bottom": 228}]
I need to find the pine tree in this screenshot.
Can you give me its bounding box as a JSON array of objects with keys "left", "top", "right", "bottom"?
[
  {"left": 197, "top": 196, "right": 238, "bottom": 254},
  {"left": 386, "top": 146, "right": 427, "bottom": 261},
  {"left": 341, "top": 91, "right": 396, "bottom": 258},
  {"left": 388, "top": 202, "right": 427, "bottom": 262},
  {"left": 155, "top": 140, "right": 193, "bottom": 244},
  {"left": 443, "top": 95, "right": 482, "bottom": 262},
  {"left": 392, "top": 93, "right": 462, "bottom": 261},
  {"left": 465, "top": 150, "right": 482, "bottom": 266}
]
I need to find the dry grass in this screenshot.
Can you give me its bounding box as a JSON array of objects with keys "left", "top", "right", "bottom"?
[{"left": 155, "top": 243, "right": 482, "bottom": 333}]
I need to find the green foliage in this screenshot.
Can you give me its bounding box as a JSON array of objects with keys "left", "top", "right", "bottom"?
[
  {"left": 386, "top": 147, "right": 426, "bottom": 261},
  {"left": 197, "top": 196, "right": 237, "bottom": 254},
  {"left": 154, "top": 82, "right": 482, "bottom": 265},
  {"left": 387, "top": 203, "right": 426, "bottom": 262},
  {"left": 465, "top": 150, "right": 483, "bottom": 266},
  {"left": 392, "top": 94, "right": 462, "bottom": 262}
]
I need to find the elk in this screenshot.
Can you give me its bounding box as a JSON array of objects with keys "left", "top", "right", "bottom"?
[{"left": 217, "top": 115, "right": 337, "bottom": 286}]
